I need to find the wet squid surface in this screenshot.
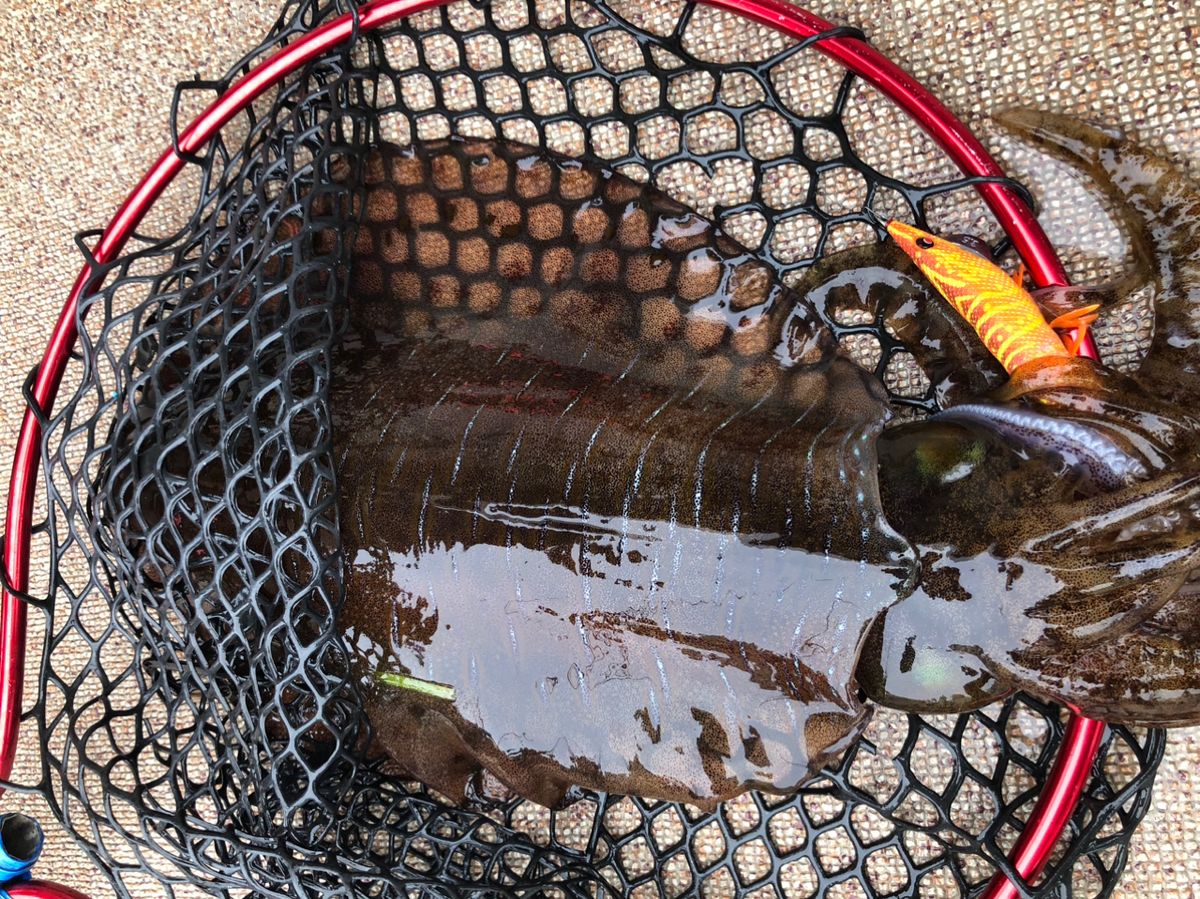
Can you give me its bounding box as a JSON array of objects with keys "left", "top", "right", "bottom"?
[
  {"left": 332, "top": 128, "right": 1200, "bottom": 806},
  {"left": 808, "top": 112, "right": 1200, "bottom": 727},
  {"left": 336, "top": 140, "right": 913, "bottom": 807},
  {"left": 114, "top": 120, "right": 1200, "bottom": 808},
  {"left": 331, "top": 132, "right": 1200, "bottom": 806}
]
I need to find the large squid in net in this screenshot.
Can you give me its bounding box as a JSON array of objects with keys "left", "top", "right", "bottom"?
[
  {"left": 329, "top": 117, "right": 1200, "bottom": 807},
  {"left": 814, "top": 110, "right": 1200, "bottom": 727},
  {"left": 109, "top": 109, "right": 1200, "bottom": 809}
]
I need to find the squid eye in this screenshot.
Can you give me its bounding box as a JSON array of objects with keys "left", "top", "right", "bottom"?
[
  {"left": 916, "top": 237, "right": 935, "bottom": 249},
  {"left": 914, "top": 435, "right": 986, "bottom": 485}
]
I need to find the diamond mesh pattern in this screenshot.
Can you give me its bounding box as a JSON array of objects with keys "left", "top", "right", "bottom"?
[{"left": 6, "top": 1, "right": 1162, "bottom": 897}]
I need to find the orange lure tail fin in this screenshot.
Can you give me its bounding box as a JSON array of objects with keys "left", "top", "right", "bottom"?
[{"left": 1047, "top": 304, "right": 1101, "bottom": 355}]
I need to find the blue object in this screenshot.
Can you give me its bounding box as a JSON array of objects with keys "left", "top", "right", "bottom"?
[{"left": 0, "top": 813, "right": 43, "bottom": 885}]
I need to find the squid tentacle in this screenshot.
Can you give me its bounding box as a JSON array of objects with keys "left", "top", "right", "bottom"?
[{"left": 995, "top": 107, "right": 1200, "bottom": 403}]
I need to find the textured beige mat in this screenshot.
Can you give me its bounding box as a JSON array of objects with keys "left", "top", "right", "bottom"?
[{"left": 0, "top": 1, "right": 1197, "bottom": 896}]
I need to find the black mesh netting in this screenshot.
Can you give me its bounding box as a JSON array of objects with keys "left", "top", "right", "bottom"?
[{"left": 7, "top": 1, "right": 1165, "bottom": 897}]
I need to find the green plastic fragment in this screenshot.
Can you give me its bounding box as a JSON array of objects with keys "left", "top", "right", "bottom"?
[{"left": 375, "top": 671, "right": 457, "bottom": 701}]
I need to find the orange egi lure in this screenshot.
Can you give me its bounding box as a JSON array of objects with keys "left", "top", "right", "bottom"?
[{"left": 886, "top": 221, "right": 1097, "bottom": 375}]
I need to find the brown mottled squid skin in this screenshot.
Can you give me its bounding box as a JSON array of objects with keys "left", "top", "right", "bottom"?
[
  {"left": 855, "top": 111, "right": 1200, "bottom": 724},
  {"left": 331, "top": 128, "right": 1200, "bottom": 806},
  {"left": 992, "top": 109, "right": 1200, "bottom": 408},
  {"left": 336, "top": 140, "right": 914, "bottom": 807},
  {"left": 745, "top": 235, "right": 1200, "bottom": 723},
  {"left": 108, "top": 126, "right": 1200, "bottom": 805},
  {"left": 977, "top": 110, "right": 1200, "bottom": 724}
]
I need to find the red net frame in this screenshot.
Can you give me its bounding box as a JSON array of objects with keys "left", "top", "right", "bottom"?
[{"left": 0, "top": 1, "right": 1113, "bottom": 897}]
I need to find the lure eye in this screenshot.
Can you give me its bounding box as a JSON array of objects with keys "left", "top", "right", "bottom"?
[{"left": 916, "top": 237, "right": 935, "bottom": 249}]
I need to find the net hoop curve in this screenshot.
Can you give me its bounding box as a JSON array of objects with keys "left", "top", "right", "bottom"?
[{"left": 0, "top": 1, "right": 1107, "bottom": 897}]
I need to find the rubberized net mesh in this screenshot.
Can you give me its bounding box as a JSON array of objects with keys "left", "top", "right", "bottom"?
[{"left": 8, "top": 1, "right": 1163, "bottom": 896}]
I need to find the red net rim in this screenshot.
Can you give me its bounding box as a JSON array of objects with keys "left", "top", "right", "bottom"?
[{"left": 0, "top": 2, "right": 1104, "bottom": 896}]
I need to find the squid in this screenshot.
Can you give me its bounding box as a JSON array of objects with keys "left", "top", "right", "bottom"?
[{"left": 327, "top": 125, "right": 1200, "bottom": 807}]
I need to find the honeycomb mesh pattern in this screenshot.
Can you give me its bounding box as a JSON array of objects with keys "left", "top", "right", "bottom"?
[{"left": 6, "top": 1, "right": 1163, "bottom": 897}]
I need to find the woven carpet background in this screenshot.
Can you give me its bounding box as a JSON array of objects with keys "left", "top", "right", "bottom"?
[{"left": 1, "top": 1, "right": 1197, "bottom": 896}]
